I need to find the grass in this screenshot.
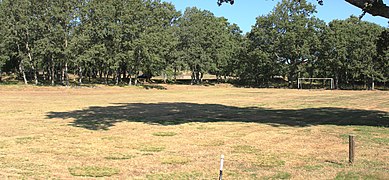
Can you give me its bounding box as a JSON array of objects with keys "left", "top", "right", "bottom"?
[
  {"left": 232, "top": 145, "right": 258, "bottom": 154},
  {"left": 161, "top": 156, "right": 191, "bottom": 165},
  {"left": 334, "top": 171, "right": 387, "bottom": 180},
  {"left": 262, "top": 171, "right": 291, "bottom": 180},
  {"left": 256, "top": 154, "right": 286, "bottom": 168},
  {"left": 104, "top": 153, "right": 135, "bottom": 160},
  {"left": 68, "top": 166, "right": 119, "bottom": 177},
  {"left": 152, "top": 131, "right": 177, "bottom": 137},
  {"left": 0, "top": 84, "right": 388, "bottom": 179},
  {"left": 146, "top": 171, "right": 204, "bottom": 179},
  {"left": 139, "top": 146, "right": 165, "bottom": 152}
]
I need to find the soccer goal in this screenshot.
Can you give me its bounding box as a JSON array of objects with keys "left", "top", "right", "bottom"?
[{"left": 298, "top": 78, "right": 334, "bottom": 90}]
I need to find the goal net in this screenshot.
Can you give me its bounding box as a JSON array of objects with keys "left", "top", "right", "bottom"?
[{"left": 298, "top": 78, "right": 334, "bottom": 90}]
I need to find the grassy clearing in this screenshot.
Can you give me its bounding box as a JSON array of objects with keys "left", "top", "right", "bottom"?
[{"left": 0, "top": 84, "right": 388, "bottom": 179}]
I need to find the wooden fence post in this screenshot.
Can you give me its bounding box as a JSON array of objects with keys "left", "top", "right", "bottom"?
[{"left": 349, "top": 135, "right": 355, "bottom": 164}]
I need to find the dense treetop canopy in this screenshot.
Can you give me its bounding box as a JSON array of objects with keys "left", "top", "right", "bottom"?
[{"left": 0, "top": 0, "right": 388, "bottom": 89}]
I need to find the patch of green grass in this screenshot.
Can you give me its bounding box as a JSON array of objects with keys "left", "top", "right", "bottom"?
[
  {"left": 152, "top": 132, "right": 177, "bottom": 137},
  {"left": 101, "top": 136, "right": 123, "bottom": 141},
  {"left": 335, "top": 171, "right": 388, "bottom": 180},
  {"left": 225, "top": 170, "right": 241, "bottom": 178},
  {"left": 68, "top": 166, "right": 119, "bottom": 177},
  {"left": 139, "top": 146, "right": 165, "bottom": 152},
  {"left": 239, "top": 164, "right": 261, "bottom": 173},
  {"left": 197, "top": 140, "right": 225, "bottom": 146},
  {"left": 0, "top": 159, "right": 49, "bottom": 178},
  {"left": 15, "top": 136, "right": 39, "bottom": 144},
  {"left": 146, "top": 171, "right": 203, "bottom": 179},
  {"left": 324, "top": 160, "right": 346, "bottom": 168},
  {"left": 0, "top": 141, "right": 8, "bottom": 149},
  {"left": 302, "top": 164, "right": 323, "bottom": 171},
  {"left": 104, "top": 154, "right": 135, "bottom": 160},
  {"left": 233, "top": 145, "right": 258, "bottom": 154},
  {"left": 196, "top": 125, "right": 216, "bottom": 130},
  {"left": 161, "top": 156, "right": 190, "bottom": 165},
  {"left": 225, "top": 132, "right": 247, "bottom": 138},
  {"left": 371, "top": 137, "right": 389, "bottom": 145},
  {"left": 262, "top": 172, "right": 291, "bottom": 180},
  {"left": 360, "top": 159, "right": 387, "bottom": 167},
  {"left": 256, "top": 154, "right": 285, "bottom": 168}
]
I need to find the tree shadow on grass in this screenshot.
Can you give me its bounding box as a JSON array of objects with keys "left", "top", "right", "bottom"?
[{"left": 46, "top": 103, "right": 389, "bottom": 130}]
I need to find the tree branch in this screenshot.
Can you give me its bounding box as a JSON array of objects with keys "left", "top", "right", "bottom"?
[{"left": 345, "top": 0, "right": 389, "bottom": 19}]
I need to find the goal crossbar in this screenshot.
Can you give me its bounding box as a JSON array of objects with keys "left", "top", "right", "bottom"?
[{"left": 298, "top": 78, "right": 334, "bottom": 90}]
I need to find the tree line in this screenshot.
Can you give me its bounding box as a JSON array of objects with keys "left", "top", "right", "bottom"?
[{"left": 0, "top": 0, "right": 388, "bottom": 89}]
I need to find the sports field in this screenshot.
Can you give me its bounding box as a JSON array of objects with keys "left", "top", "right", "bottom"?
[{"left": 0, "top": 85, "right": 388, "bottom": 179}]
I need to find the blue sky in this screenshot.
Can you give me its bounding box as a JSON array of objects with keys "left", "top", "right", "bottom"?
[{"left": 162, "top": 0, "right": 388, "bottom": 33}]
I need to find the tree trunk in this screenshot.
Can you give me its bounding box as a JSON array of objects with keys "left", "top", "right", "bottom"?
[
  {"left": 16, "top": 43, "right": 28, "bottom": 85},
  {"left": 32, "top": 62, "right": 38, "bottom": 85},
  {"left": 64, "top": 23, "right": 69, "bottom": 87},
  {"left": 115, "top": 69, "right": 120, "bottom": 85},
  {"left": 128, "top": 74, "right": 132, "bottom": 86},
  {"left": 61, "top": 64, "right": 65, "bottom": 85},
  {"left": 105, "top": 70, "right": 109, "bottom": 85},
  {"left": 43, "top": 68, "right": 46, "bottom": 81},
  {"left": 122, "top": 68, "right": 126, "bottom": 81},
  {"left": 19, "top": 63, "right": 28, "bottom": 85},
  {"left": 173, "top": 66, "right": 177, "bottom": 83},
  {"left": 200, "top": 72, "right": 203, "bottom": 83},
  {"left": 64, "top": 62, "right": 69, "bottom": 86},
  {"left": 336, "top": 74, "right": 339, "bottom": 89},
  {"left": 78, "top": 66, "right": 83, "bottom": 85},
  {"left": 26, "top": 41, "right": 38, "bottom": 85},
  {"left": 88, "top": 70, "right": 91, "bottom": 82},
  {"left": 48, "top": 67, "right": 51, "bottom": 82},
  {"left": 51, "top": 60, "right": 55, "bottom": 86},
  {"left": 191, "top": 71, "right": 195, "bottom": 85},
  {"left": 163, "top": 71, "right": 167, "bottom": 84}
]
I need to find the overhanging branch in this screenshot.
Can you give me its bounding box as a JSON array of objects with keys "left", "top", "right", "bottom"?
[{"left": 345, "top": 0, "right": 389, "bottom": 19}]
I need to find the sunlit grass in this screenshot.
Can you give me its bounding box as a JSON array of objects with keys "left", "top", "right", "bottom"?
[{"left": 0, "top": 84, "right": 387, "bottom": 179}]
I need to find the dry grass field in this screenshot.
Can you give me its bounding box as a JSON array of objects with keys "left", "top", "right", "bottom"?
[{"left": 0, "top": 84, "right": 388, "bottom": 179}]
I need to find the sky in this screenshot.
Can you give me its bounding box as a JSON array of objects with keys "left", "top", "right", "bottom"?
[{"left": 162, "top": 0, "right": 389, "bottom": 33}]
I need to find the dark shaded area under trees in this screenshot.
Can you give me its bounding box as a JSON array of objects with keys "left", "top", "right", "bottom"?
[
  {"left": 1, "top": 0, "right": 388, "bottom": 89},
  {"left": 47, "top": 102, "right": 389, "bottom": 130}
]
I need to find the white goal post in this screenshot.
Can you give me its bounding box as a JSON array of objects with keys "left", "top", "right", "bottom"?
[{"left": 298, "top": 78, "right": 334, "bottom": 90}]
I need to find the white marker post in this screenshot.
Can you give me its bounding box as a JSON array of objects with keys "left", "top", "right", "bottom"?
[{"left": 219, "top": 155, "right": 224, "bottom": 180}]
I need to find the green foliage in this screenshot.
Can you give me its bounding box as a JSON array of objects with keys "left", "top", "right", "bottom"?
[
  {"left": 241, "top": 0, "right": 325, "bottom": 87},
  {"left": 0, "top": 0, "right": 387, "bottom": 89},
  {"left": 178, "top": 7, "right": 242, "bottom": 84},
  {"left": 321, "top": 17, "right": 384, "bottom": 89}
]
